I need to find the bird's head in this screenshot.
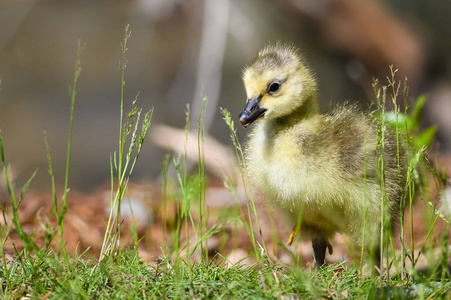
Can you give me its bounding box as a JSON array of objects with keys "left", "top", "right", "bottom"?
[{"left": 239, "top": 44, "right": 317, "bottom": 127}]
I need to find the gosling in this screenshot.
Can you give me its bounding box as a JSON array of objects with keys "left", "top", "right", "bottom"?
[{"left": 239, "top": 44, "right": 407, "bottom": 268}]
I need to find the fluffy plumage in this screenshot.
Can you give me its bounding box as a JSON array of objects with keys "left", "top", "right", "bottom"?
[{"left": 239, "top": 44, "right": 407, "bottom": 267}]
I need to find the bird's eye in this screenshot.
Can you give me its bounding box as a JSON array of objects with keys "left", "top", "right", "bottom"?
[{"left": 268, "top": 82, "right": 281, "bottom": 94}]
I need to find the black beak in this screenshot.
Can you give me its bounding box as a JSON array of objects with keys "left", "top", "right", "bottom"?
[{"left": 239, "top": 97, "right": 267, "bottom": 128}]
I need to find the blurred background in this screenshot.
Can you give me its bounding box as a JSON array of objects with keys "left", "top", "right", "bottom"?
[{"left": 0, "top": 0, "right": 450, "bottom": 191}]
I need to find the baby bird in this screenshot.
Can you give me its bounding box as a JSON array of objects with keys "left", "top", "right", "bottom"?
[{"left": 239, "top": 44, "right": 407, "bottom": 267}]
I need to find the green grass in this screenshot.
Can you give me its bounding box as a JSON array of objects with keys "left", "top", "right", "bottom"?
[
  {"left": 1, "top": 249, "right": 449, "bottom": 299},
  {"left": 0, "top": 27, "right": 450, "bottom": 299}
]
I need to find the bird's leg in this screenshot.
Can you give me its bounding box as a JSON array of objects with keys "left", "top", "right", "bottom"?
[
  {"left": 370, "top": 246, "right": 381, "bottom": 275},
  {"left": 375, "top": 247, "right": 381, "bottom": 271},
  {"left": 312, "top": 236, "right": 328, "bottom": 269}
]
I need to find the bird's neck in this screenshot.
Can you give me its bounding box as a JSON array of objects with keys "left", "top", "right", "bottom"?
[{"left": 273, "top": 93, "right": 319, "bottom": 128}]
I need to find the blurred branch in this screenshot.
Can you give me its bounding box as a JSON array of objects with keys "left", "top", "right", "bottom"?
[
  {"left": 279, "top": 0, "right": 426, "bottom": 89},
  {"left": 149, "top": 124, "right": 237, "bottom": 180},
  {"left": 191, "top": 0, "right": 230, "bottom": 130}
]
